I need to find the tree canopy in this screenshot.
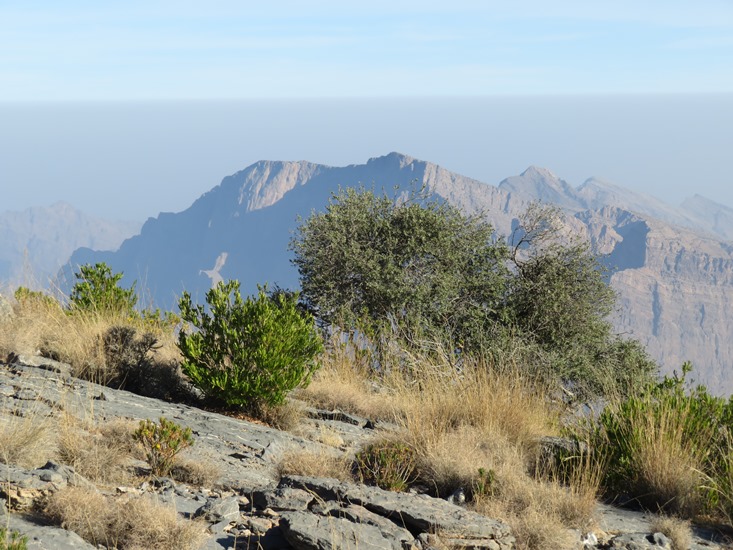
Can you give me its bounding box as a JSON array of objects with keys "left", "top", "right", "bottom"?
[{"left": 290, "top": 186, "right": 656, "bottom": 397}]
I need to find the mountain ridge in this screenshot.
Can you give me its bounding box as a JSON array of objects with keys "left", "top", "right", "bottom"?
[{"left": 59, "top": 152, "right": 733, "bottom": 394}]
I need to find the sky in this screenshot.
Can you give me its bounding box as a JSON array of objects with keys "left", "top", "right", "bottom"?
[{"left": 0, "top": 1, "right": 732, "bottom": 219}]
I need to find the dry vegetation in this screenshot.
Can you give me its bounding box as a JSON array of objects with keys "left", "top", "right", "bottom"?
[
  {"left": 1, "top": 288, "right": 730, "bottom": 549},
  {"left": 45, "top": 487, "right": 207, "bottom": 550},
  {"left": 294, "top": 342, "right": 605, "bottom": 549}
]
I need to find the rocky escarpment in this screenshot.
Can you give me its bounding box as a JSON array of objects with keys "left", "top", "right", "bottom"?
[
  {"left": 579, "top": 207, "right": 733, "bottom": 393},
  {"left": 0, "top": 354, "right": 729, "bottom": 549}
]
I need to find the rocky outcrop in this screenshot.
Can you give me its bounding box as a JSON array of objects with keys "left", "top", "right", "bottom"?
[{"left": 0, "top": 358, "right": 728, "bottom": 549}]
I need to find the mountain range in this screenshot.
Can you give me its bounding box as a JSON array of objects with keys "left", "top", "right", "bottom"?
[
  {"left": 53, "top": 152, "right": 733, "bottom": 394},
  {"left": 0, "top": 202, "right": 140, "bottom": 289}
]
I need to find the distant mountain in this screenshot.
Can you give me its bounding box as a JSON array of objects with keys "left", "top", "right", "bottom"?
[
  {"left": 500, "top": 166, "right": 733, "bottom": 241},
  {"left": 63, "top": 153, "right": 733, "bottom": 395},
  {"left": 0, "top": 202, "right": 140, "bottom": 289}
]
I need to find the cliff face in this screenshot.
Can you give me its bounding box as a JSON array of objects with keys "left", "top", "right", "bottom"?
[{"left": 62, "top": 153, "right": 733, "bottom": 394}]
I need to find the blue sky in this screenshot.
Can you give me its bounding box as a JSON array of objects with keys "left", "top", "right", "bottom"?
[
  {"left": 2, "top": 1, "right": 732, "bottom": 100},
  {"left": 0, "top": 2, "right": 732, "bottom": 220}
]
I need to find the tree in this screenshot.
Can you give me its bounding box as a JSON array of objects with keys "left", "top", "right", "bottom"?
[
  {"left": 68, "top": 262, "right": 137, "bottom": 314},
  {"left": 506, "top": 204, "right": 656, "bottom": 394},
  {"left": 290, "top": 185, "right": 509, "bottom": 348},
  {"left": 291, "top": 190, "right": 656, "bottom": 397}
]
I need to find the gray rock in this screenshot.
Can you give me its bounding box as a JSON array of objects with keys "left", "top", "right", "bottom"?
[
  {"left": 194, "top": 496, "right": 241, "bottom": 523},
  {"left": 6, "top": 514, "right": 96, "bottom": 550},
  {"left": 279, "top": 476, "right": 515, "bottom": 548},
  {"left": 9, "top": 354, "right": 73, "bottom": 377},
  {"left": 281, "top": 511, "right": 397, "bottom": 550},
  {"left": 253, "top": 486, "right": 315, "bottom": 512},
  {"left": 608, "top": 532, "right": 671, "bottom": 549}
]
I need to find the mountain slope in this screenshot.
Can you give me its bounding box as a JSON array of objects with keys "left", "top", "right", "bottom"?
[
  {"left": 63, "top": 153, "right": 733, "bottom": 394},
  {"left": 0, "top": 202, "right": 140, "bottom": 288}
]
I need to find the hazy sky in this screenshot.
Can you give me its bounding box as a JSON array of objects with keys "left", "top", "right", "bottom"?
[{"left": 1, "top": 2, "right": 731, "bottom": 219}]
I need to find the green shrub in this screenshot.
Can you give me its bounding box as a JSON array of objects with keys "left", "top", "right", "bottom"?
[
  {"left": 68, "top": 262, "right": 137, "bottom": 315},
  {"left": 0, "top": 527, "right": 27, "bottom": 550},
  {"left": 355, "top": 440, "right": 417, "bottom": 492},
  {"left": 134, "top": 417, "right": 193, "bottom": 477},
  {"left": 177, "top": 280, "right": 323, "bottom": 412},
  {"left": 14, "top": 286, "right": 61, "bottom": 311},
  {"left": 580, "top": 363, "right": 733, "bottom": 518}
]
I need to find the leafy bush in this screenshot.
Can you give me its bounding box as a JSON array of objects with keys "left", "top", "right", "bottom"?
[
  {"left": 134, "top": 417, "right": 193, "bottom": 477},
  {"left": 0, "top": 527, "right": 27, "bottom": 550},
  {"left": 290, "top": 185, "right": 509, "bottom": 350},
  {"left": 177, "top": 280, "right": 323, "bottom": 411},
  {"left": 355, "top": 440, "right": 417, "bottom": 492},
  {"left": 582, "top": 363, "right": 733, "bottom": 518},
  {"left": 68, "top": 262, "right": 137, "bottom": 315}
]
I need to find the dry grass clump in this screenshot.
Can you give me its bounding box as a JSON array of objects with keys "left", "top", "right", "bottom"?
[
  {"left": 297, "top": 345, "right": 603, "bottom": 549},
  {"left": 0, "top": 292, "right": 181, "bottom": 388},
  {"left": 45, "top": 486, "right": 207, "bottom": 550},
  {"left": 650, "top": 515, "right": 692, "bottom": 550},
  {"left": 395, "top": 365, "right": 557, "bottom": 496},
  {"left": 170, "top": 456, "right": 221, "bottom": 487},
  {"left": 296, "top": 341, "right": 396, "bottom": 421},
  {"left": 277, "top": 449, "right": 352, "bottom": 481},
  {"left": 58, "top": 416, "right": 137, "bottom": 485},
  {"left": 0, "top": 401, "right": 56, "bottom": 469}
]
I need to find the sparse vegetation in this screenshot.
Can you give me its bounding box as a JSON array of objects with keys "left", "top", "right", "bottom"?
[
  {"left": 133, "top": 417, "right": 193, "bottom": 477},
  {"left": 1, "top": 185, "right": 732, "bottom": 549},
  {"left": 177, "top": 280, "right": 323, "bottom": 413},
  {"left": 45, "top": 487, "right": 207, "bottom": 550},
  {"left": 0, "top": 527, "right": 27, "bottom": 550}
]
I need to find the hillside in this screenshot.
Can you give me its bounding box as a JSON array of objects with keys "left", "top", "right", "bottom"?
[{"left": 62, "top": 153, "right": 733, "bottom": 393}]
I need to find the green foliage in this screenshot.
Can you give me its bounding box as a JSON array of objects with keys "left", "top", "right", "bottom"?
[
  {"left": 583, "top": 363, "right": 733, "bottom": 517},
  {"left": 134, "top": 417, "right": 193, "bottom": 477},
  {"left": 0, "top": 528, "right": 27, "bottom": 550},
  {"left": 0, "top": 527, "right": 27, "bottom": 550},
  {"left": 69, "top": 262, "right": 137, "bottom": 314},
  {"left": 355, "top": 440, "right": 417, "bottom": 492},
  {"left": 290, "top": 185, "right": 509, "bottom": 352},
  {"left": 177, "top": 280, "right": 323, "bottom": 411},
  {"left": 13, "top": 286, "right": 60, "bottom": 310},
  {"left": 292, "top": 188, "right": 655, "bottom": 397},
  {"left": 471, "top": 467, "right": 496, "bottom": 500}
]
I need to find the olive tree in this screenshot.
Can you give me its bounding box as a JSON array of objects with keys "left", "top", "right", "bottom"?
[{"left": 290, "top": 186, "right": 509, "bottom": 348}]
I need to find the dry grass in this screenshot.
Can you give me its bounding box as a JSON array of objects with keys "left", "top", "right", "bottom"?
[
  {"left": 0, "top": 400, "right": 56, "bottom": 469},
  {"left": 277, "top": 449, "right": 352, "bottom": 481},
  {"left": 296, "top": 341, "right": 397, "bottom": 421},
  {"left": 58, "top": 416, "right": 137, "bottom": 485},
  {"left": 45, "top": 486, "right": 208, "bottom": 550},
  {"left": 650, "top": 515, "right": 692, "bottom": 550},
  {"left": 591, "top": 393, "right": 714, "bottom": 517},
  {"left": 0, "top": 293, "right": 181, "bottom": 386},
  {"left": 296, "top": 344, "right": 603, "bottom": 549},
  {"left": 170, "top": 456, "right": 221, "bottom": 487}
]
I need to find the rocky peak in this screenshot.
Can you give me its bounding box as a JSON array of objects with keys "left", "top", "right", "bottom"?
[{"left": 498, "top": 165, "right": 581, "bottom": 210}]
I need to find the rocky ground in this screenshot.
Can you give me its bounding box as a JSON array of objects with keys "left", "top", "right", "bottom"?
[{"left": 0, "top": 356, "right": 730, "bottom": 550}]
